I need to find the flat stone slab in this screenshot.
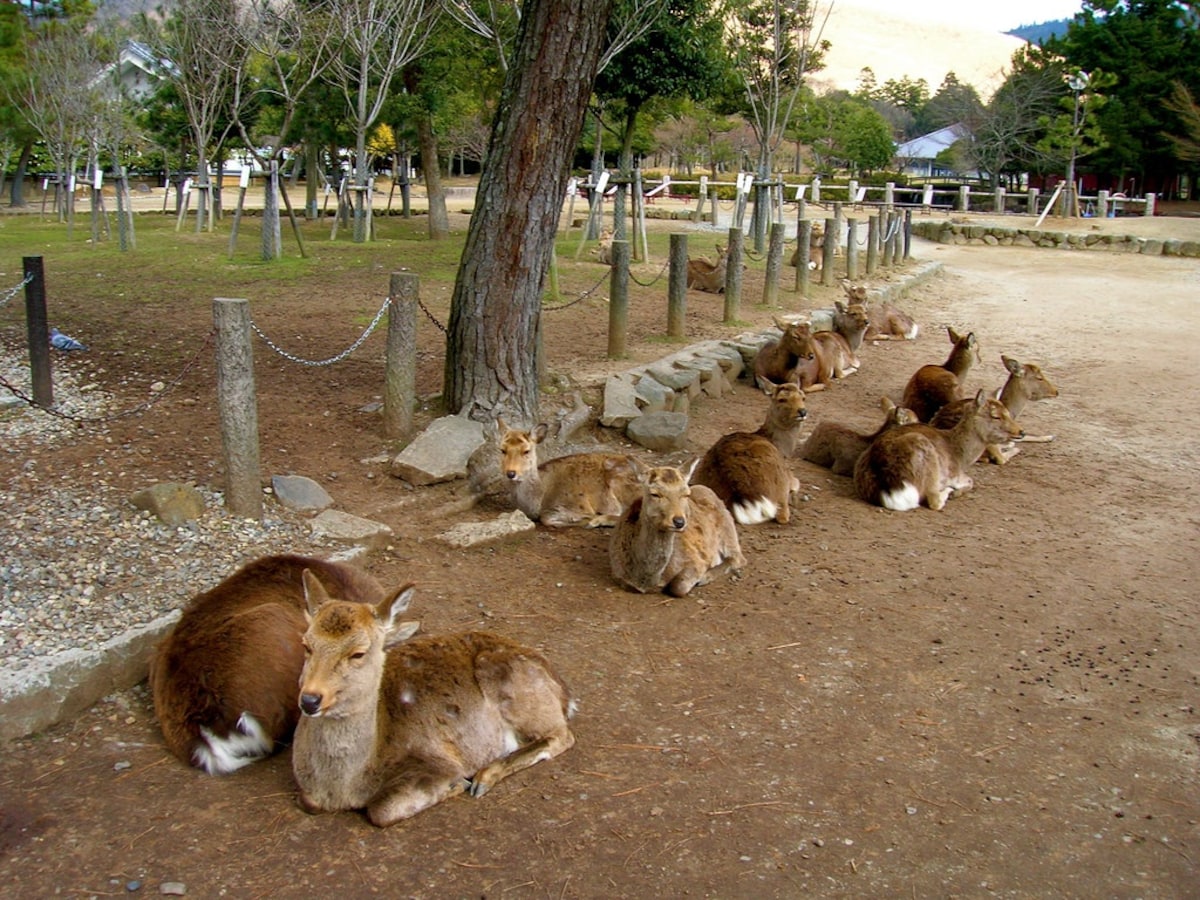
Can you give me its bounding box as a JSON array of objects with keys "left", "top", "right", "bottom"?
[
  {"left": 271, "top": 474, "right": 334, "bottom": 512},
  {"left": 309, "top": 509, "right": 394, "bottom": 549},
  {"left": 390, "top": 414, "right": 485, "bottom": 485},
  {"left": 438, "top": 510, "right": 536, "bottom": 547}
]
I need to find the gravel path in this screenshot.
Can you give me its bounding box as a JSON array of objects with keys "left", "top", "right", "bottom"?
[{"left": 0, "top": 350, "right": 328, "bottom": 673}]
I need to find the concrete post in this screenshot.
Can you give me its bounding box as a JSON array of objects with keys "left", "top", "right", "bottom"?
[
  {"left": 724, "top": 227, "right": 744, "bottom": 324},
  {"left": 384, "top": 272, "right": 418, "bottom": 441},
  {"left": 213, "top": 298, "right": 263, "bottom": 520},
  {"left": 846, "top": 218, "right": 859, "bottom": 280},
  {"left": 796, "top": 219, "right": 812, "bottom": 295},
  {"left": 610, "top": 239, "right": 632, "bottom": 354}
]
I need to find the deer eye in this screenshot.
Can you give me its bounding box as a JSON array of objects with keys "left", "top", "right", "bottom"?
[{"left": 349, "top": 651, "right": 366, "bottom": 661}]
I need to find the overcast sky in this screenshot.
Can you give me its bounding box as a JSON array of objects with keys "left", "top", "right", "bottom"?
[{"left": 836, "top": 0, "right": 1084, "bottom": 33}]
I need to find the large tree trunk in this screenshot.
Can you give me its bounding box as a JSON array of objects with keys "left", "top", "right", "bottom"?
[
  {"left": 10, "top": 141, "right": 33, "bottom": 208},
  {"left": 418, "top": 113, "right": 449, "bottom": 239},
  {"left": 443, "top": 0, "right": 614, "bottom": 422}
]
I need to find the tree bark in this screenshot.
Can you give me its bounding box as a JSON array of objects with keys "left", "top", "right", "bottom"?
[
  {"left": 416, "top": 113, "right": 449, "bottom": 239},
  {"left": 443, "top": 0, "right": 614, "bottom": 422},
  {"left": 10, "top": 141, "right": 32, "bottom": 208}
]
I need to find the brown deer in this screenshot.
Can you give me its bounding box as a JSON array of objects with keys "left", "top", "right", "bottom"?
[
  {"left": 594, "top": 228, "right": 615, "bottom": 265},
  {"left": 690, "top": 382, "right": 807, "bottom": 525},
  {"left": 753, "top": 318, "right": 839, "bottom": 394},
  {"left": 800, "top": 397, "right": 920, "bottom": 476},
  {"left": 292, "top": 578, "right": 575, "bottom": 827},
  {"left": 686, "top": 243, "right": 729, "bottom": 293},
  {"left": 929, "top": 355, "right": 1059, "bottom": 464},
  {"left": 832, "top": 298, "right": 870, "bottom": 352},
  {"left": 853, "top": 390, "right": 1024, "bottom": 511},
  {"left": 150, "top": 554, "right": 385, "bottom": 774},
  {"left": 498, "top": 418, "right": 644, "bottom": 527},
  {"left": 610, "top": 462, "right": 745, "bottom": 597},
  {"left": 842, "top": 281, "right": 919, "bottom": 341},
  {"left": 788, "top": 222, "right": 826, "bottom": 270},
  {"left": 900, "top": 326, "right": 981, "bottom": 422}
]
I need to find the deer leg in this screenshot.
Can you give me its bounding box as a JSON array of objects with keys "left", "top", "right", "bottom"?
[
  {"left": 367, "top": 758, "right": 470, "bottom": 827},
  {"left": 986, "top": 442, "right": 1021, "bottom": 465},
  {"left": 1016, "top": 433, "right": 1055, "bottom": 443},
  {"left": 467, "top": 727, "right": 576, "bottom": 798}
]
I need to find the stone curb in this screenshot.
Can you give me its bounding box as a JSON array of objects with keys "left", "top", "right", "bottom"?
[{"left": 911, "top": 220, "right": 1200, "bottom": 258}]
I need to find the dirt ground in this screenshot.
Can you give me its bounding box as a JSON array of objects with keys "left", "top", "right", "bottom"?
[{"left": 0, "top": 203, "right": 1197, "bottom": 898}]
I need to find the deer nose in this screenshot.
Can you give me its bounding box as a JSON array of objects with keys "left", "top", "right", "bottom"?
[
  {"left": 671, "top": 516, "right": 686, "bottom": 530},
  {"left": 299, "top": 693, "right": 323, "bottom": 717},
  {"left": 797, "top": 408, "right": 808, "bottom": 419},
  {"left": 505, "top": 470, "right": 517, "bottom": 480}
]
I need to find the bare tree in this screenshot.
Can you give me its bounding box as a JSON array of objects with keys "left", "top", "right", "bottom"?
[
  {"left": 443, "top": 0, "right": 614, "bottom": 422},
  {"left": 325, "top": 0, "right": 439, "bottom": 242}
]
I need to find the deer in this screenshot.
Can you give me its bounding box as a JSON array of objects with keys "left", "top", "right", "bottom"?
[
  {"left": 929, "top": 355, "right": 1059, "bottom": 464},
  {"left": 900, "top": 326, "right": 981, "bottom": 422},
  {"left": 800, "top": 397, "right": 920, "bottom": 476},
  {"left": 610, "top": 462, "right": 746, "bottom": 597},
  {"left": 686, "top": 243, "right": 729, "bottom": 293},
  {"left": 853, "top": 389, "right": 1024, "bottom": 511},
  {"left": 789, "top": 221, "right": 827, "bottom": 270},
  {"left": 292, "top": 577, "right": 575, "bottom": 827},
  {"left": 752, "top": 318, "right": 838, "bottom": 394},
  {"left": 832, "top": 298, "right": 870, "bottom": 352},
  {"left": 497, "top": 418, "right": 644, "bottom": 527},
  {"left": 149, "top": 554, "right": 386, "bottom": 775},
  {"left": 842, "top": 281, "right": 919, "bottom": 341},
  {"left": 690, "top": 381, "right": 807, "bottom": 525},
  {"left": 593, "top": 228, "right": 615, "bottom": 265}
]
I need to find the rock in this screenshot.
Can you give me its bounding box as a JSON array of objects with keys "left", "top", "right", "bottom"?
[
  {"left": 128, "top": 483, "right": 206, "bottom": 526},
  {"left": 308, "top": 509, "right": 393, "bottom": 550},
  {"left": 159, "top": 883, "right": 186, "bottom": 896},
  {"left": 632, "top": 373, "right": 675, "bottom": 414},
  {"left": 270, "top": 474, "right": 334, "bottom": 513},
  {"left": 390, "top": 414, "right": 485, "bottom": 485},
  {"left": 626, "top": 411, "right": 688, "bottom": 452},
  {"left": 437, "top": 510, "right": 536, "bottom": 547},
  {"left": 600, "top": 374, "right": 642, "bottom": 428}
]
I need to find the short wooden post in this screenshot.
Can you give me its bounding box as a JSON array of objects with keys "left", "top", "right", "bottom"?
[
  {"left": 667, "top": 234, "right": 686, "bottom": 340},
  {"left": 23, "top": 256, "right": 53, "bottom": 409},
  {"left": 903, "top": 208, "right": 913, "bottom": 259},
  {"left": 845, "top": 218, "right": 859, "bottom": 280},
  {"left": 1027, "top": 187, "right": 1039, "bottom": 215},
  {"left": 796, "top": 219, "right": 812, "bottom": 295},
  {"left": 724, "top": 227, "right": 743, "bottom": 324},
  {"left": 1143, "top": 193, "right": 1156, "bottom": 216},
  {"left": 820, "top": 217, "right": 836, "bottom": 286},
  {"left": 866, "top": 215, "right": 879, "bottom": 274},
  {"left": 213, "top": 298, "right": 263, "bottom": 521},
  {"left": 610, "top": 239, "right": 632, "bottom": 355},
  {"left": 762, "top": 222, "right": 784, "bottom": 306},
  {"left": 886, "top": 182, "right": 896, "bottom": 206},
  {"left": 994, "top": 186, "right": 1006, "bottom": 213},
  {"left": 882, "top": 214, "right": 895, "bottom": 267},
  {"left": 958, "top": 185, "right": 970, "bottom": 212},
  {"left": 384, "top": 272, "right": 418, "bottom": 441},
  {"left": 708, "top": 186, "right": 719, "bottom": 228},
  {"left": 1098, "top": 190, "right": 1110, "bottom": 219}
]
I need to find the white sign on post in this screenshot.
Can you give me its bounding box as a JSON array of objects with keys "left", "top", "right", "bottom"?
[
  {"left": 93, "top": 169, "right": 102, "bottom": 190},
  {"left": 240, "top": 168, "right": 250, "bottom": 189},
  {"left": 594, "top": 170, "right": 610, "bottom": 196}
]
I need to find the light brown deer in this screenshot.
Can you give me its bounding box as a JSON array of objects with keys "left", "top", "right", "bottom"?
[
  {"left": 753, "top": 318, "right": 840, "bottom": 394},
  {"left": 853, "top": 390, "right": 1024, "bottom": 511},
  {"left": 832, "top": 298, "right": 870, "bottom": 352},
  {"left": 292, "top": 578, "right": 575, "bottom": 827},
  {"left": 498, "top": 418, "right": 644, "bottom": 527},
  {"left": 610, "top": 462, "right": 745, "bottom": 597},
  {"left": 686, "top": 243, "right": 729, "bottom": 293},
  {"left": 929, "top": 355, "right": 1059, "bottom": 464},
  {"left": 594, "top": 228, "right": 615, "bottom": 265},
  {"left": 900, "top": 326, "right": 981, "bottom": 422},
  {"left": 812, "top": 329, "right": 860, "bottom": 379},
  {"left": 788, "top": 222, "right": 827, "bottom": 270},
  {"left": 150, "top": 554, "right": 385, "bottom": 774},
  {"left": 842, "top": 281, "right": 919, "bottom": 341},
  {"left": 800, "top": 397, "right": 919, "bottom": 476},
  {"left": 691, "top": 382, "right": 807, "bottom": 525}
]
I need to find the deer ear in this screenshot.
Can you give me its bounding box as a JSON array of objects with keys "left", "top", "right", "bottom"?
[
  {"left": 384, "top": 620, "right": 420, "bottom": 649},
  {"left": 377, "top": 584, "right": 415, "bottom": 630},
  {"left": 531, "top": 423, "right": 549, "bottom": 444},
  {"left": 682, "top": 458, "right": 700, "bottom": 482},
  {"left": 1002, "top": 355, "right": 1021, "bottom": 375},
  {"left": 302, "top": 569, "right": 333, "bottom": 616}
]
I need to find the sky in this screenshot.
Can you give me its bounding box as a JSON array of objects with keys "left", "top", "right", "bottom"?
[{"left": 837, "top": 0, "right": 1086, "bottom": 34}]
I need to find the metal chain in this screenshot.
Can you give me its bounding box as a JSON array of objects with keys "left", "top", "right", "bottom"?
[
  {"left": 628, "top": 257, "right": 670, "bottom": 288},
  {"left": 0, "top": 272, "right": 35, "bottom": 309},
  {"left": 0, "top": 329, "right": 216, "bottom": 424},
  {"left": 418, "top": 297, "right": 446, "bottom": 334},
  {"left": 251, "top": 295, "right": 391, "bottom": 366},
  {"left": 543, "top": 268, "right": 611, "bottom": 312}
]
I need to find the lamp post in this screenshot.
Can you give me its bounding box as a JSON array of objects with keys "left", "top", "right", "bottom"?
[{"left": 1064, "top": 70, "right": 1090, "bottom": 217}]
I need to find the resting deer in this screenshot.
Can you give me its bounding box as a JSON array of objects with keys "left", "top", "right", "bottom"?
[
  {"left": 800, "top": 397, "right": 919, "bottom": 476},
  {"left": 753, "top": 318, "right": 839, "bottom": 394},
  {"left": 593, "top": 228, "right": 615, "bottom": 265},
  {"left": 832, "top": 298, "right": 870, "bottom": 352},
  {"left": 901, "top": 326, "right": 981, "bottom": 422},
  {"left": 292, "top": 577, "right": 575, "bottom": 827},
  {"left": 929, "top": 355, "right": 1059, "bottom": 464},
  {"left": 686, "top": 243, "right": 729, "bottom": 293},
  {"left": 150, "top": 554, "right": 385, "bottom": 774},
  {"left": 788, "top": 222, "right": 827, "bottom": 270},
  {"left": 691, "top": 381, "right": 807, "bottom": 525},
  {"left": 610, "top": 462, "right": 745, "bottom": 597},
  {"left": 842, "top": 281, "right": 919, "bottom": 341},
  {"left": 498, "top": 418, "right": 643, "bottom": 527},
  {"left": 853, "top": 390, "right": 1024, "bottom": 511}
]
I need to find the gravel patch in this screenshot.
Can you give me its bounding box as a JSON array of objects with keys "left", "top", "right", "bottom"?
[{"left": 0, "top": 350, "right": 329, "bottom": 675}]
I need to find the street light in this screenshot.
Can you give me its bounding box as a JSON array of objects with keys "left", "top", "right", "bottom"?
[{"left": 1065, "top": 70, "right": 1090, "bottom": 217}]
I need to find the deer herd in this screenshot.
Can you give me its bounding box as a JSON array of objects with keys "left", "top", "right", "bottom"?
[{"left": 150, "top": 274, "right": 1059, "bottom": 829}]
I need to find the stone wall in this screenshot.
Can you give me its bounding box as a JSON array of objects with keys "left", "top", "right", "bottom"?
[{"left": 911, "top": 220, "right": 1200, "bottom": 258}]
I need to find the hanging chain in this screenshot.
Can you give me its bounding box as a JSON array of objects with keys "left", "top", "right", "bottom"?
[
  {"left": 251, "top": 295, "right": 391, "bottom": 366},
  {"left": 543, "top": 268, "right": 611, "bottom": 311},
  {"left": 418, "top": 297, "right": 446, "bottom": 334},
  {"left": 628, "top": 257, "right": 671, "bottom": 288},
  {"left": 0, "top": 272, "right": 35, "bottom": 309}
]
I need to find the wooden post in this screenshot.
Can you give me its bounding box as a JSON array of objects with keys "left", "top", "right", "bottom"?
[
  {"left": 664, "top": 234, "right": 686, "bottom": 340},
  {"left": 384, "top": 272, "right": 418, "bottom": 441},
  {"left": 958, "top": 185, "right": 970, "bottom": 212},
  {"left": 1027, "top": 187, "right": 1039, "bottom": 216},
  {"left": 610, "top": 239, "right": 632, "bottom": 355},
  {"left": 1098, "top": 190, "right": 1110, "bottom": 219},
  {"left": 882, "top": 214, "right": 894, "bottom": 267},
  {"left": 762, "top": 223, "right": 784, "bottom": 307},
  {"left": 213, "top": 298, "right": 263, "bottom": 521},
  {"left": 724, "top": 227, "right": 743, "bottom": 324},
  {"left": 820, "top": 216, "right": 836, "bottom": 286},
  {"left": 845, "top": 218, "right": 859, "bottom": 280},
  {"left": 23, "top": 256, "right": 53, "bottom": 409},
  {"left": 866, "top": 215, "right": 879, "bottom": 274},
  {"left": 796, "top": 219, "right": 812, "bottom": 295},
  {"left": 903, "top": 208, "right": 913, "bottom": 259},
  {"left": 709, "top": 185, "right": 719, "bottom": 228}
]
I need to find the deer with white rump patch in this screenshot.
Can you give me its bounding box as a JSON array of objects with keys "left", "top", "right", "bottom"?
[
  {"left": 498, "top": 418, "right": 643, "bottom": 527},
  {"left": 900, "top": 326, "right": 981, "bottom": 422},
  {"left": 800, "top": 397, "right": 919, "bottom": 476},
  {"left": 150, "top": 554, "right": 385, "bottom": 774},
  {"left": 292, "top": 577, "right": 575, "bottom": 827},
  {"left": 691, "top": 381, "right": 807, "bottom": 525},
  {"left": 929, "top": 355, "right": 1059, "bottom": 464},
  {"left": 854, "top": 390, "right": 1024, "bottom": 511},
  {"left": 611, "top": 462, "right": 745, "bottom": 597}
]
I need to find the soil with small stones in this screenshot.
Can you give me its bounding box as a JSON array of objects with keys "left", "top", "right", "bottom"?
[{"left": 1, "top": 207, "right": 1197, "bottom": 898}]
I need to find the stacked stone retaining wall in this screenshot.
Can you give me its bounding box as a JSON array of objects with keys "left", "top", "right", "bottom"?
[{"left": 911, "top": 220, "right": 1200, "bottom": 258}]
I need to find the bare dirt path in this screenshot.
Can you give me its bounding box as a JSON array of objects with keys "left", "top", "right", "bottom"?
[{"left": 1, "top": 220, "right": 1197, "bottom": 898}]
